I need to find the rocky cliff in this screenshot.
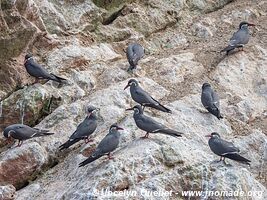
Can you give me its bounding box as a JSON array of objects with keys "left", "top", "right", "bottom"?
[{"left": 0, "top": 0, "right": 266, "bottom": 199}]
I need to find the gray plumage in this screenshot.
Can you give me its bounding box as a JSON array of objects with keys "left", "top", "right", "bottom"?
[
  {"left": 59, "top": 106, "right": 98, "bottom": 150},
  {"left": 79, "top": 124, "right": 123, "bottom": 167},
  {"left": 124, "top": 79, "right": 171, "bottom": 113},
  {"left": 126, "top": 105, "right": 183, "bottom": 138},
  {"left": 3, "top": 124, "right": 54, "bottom": 146},
  {"left": 24, "top": 54, "right": 67, "bottom": 83},
  {"left": 207, "top": 132, "right": 251, "bottom": 164},
  {"left": 221, "top": 21, "right": 255, "bottom": 55},
  {"left": 201, "top": 83, "right": 223, "bottom": 119},
  {"left": 126, "top": 43, "right": 144, "bottom": 71}
]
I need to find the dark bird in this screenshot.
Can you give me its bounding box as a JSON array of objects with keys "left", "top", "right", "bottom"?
[
  {"left": 124, "top": 79, "right": 171, "bottom": 113},
  {"left": 59, "top": 106, "right": 98, "bottom": 150},
  {"left": 221, "top": 21, "right": 255, "bottom": 55},
  {"left": 126, "top": 43, "right": 144, "bottom": 71},
  {"left": 206, "top": 132, "right": 251, "bottom": 165},
  {"left": 201, "top": 83, "right": 223, "bottom": 119},
  {"left": 79, "top": 124, "right": 123, "bottom": 167},
  {"left": 126, "top": 105, "right": 183, "bottom": 138},
  {"left": 24, "top": 54, "right": 67, "bottom": 83},
  {"left": 3, "top": 124, "right": 54, "bottom": 147}
]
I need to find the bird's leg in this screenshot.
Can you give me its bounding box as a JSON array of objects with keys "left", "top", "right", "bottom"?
[
  {"left": 141, "top": 132, "right": 149, "bottom": 139},
  {"left": 84, "top": 137, "right": 93, "bottom": 144},
  {"left": 86, "top": 137, "right": 94, "bottom": 143},
  {"left": 107, "top": 152, "right": 114, "bottom": 160},
  {"left": 17, "top": 140, "right": 23, "bottom": 147},
  {"left": 142, "top": 106, "right": 146, "bottom": 112},
  {"left": 34, "top": 78, "right": 39, "bottom": 84}
]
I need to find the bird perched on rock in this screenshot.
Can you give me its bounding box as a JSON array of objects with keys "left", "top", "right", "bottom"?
[
  {"left": 201, "top": 83, "right": 223, "bottom": 120},
  {"left": 79, "top": 123, "right": 123, "bottom": 167},
  {"left": 221, "top": 21, "right": 255, "bottom": 55},
  {"left": 59, "top": 106, "right": 99, "bottom": 150},
  {"left": 126, "top": 105, "right": 183, "bottom": 138},
  {"left": 3, "top": 124, "right": 54, "bottom": 147},
  {"left": 124, "top": 79, "right": 171, "bottom": 113},
  {"left": 206, "top": 132, "right": 251, "bottom": 165},
  {"left": 24, "top": 54, "right": 67, "bottom": 83},
  {"left": 126, "top": 43, "right": 144, "bottom": 71}
]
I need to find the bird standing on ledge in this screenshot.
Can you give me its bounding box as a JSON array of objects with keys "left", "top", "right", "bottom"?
[
  {"left": 221, "top": 21, "right": 255, "bottom": 55},
  {"left": 59, "top": 106, "right": 99, "bottom": 150},
  {"left": 24, "top": 54, "right": 67, "bottom": 83},
  {"left": 3, "top": 124, "right": 54, "bottom": 147},
  {"left": 124, "top": 79, "right": 172, "bottom": 113},
  {"left": 201, "top": 83, "right": 223, "bottom": 120},
  {"left": 206, "top": 132, "right": 251, "bottom": 165},
  {"left": 126, "top": 43, "right": 144, "bottom": 71},
  {"left": 126, "top": 105, "right": 183, "bottom": 138},
  {"left": 79, "top": 124, "right": 124, "bottom": 167}
]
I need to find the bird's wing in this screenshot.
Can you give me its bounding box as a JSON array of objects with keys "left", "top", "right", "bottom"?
[
  {"left": 211, "top": 90, "right": 220, "bottom": 109},
  {"left": 97, "top": 133, "right": 119, "bottom": 154},
  {"left": 27, "top": 60, "right": 52, "bottom": 78},
  {"left": 135, "top": 87, "right": 159, "bottom": 105},
  {"left": 33, "top": 128, "right": 50, "bottom": 132},
  {"left": 137, "top": 114, "right": 165, "bottom": 132},
  {"left": 14, "top": 125, "right": 37, "bottom": 139},
  {"left": 215, "top": 139, "right": 239, "bottom": 155},
  {"left": 201, "top": 90, "right": 214, "bottom": 108},
  {"left": 70, "top": 118, "right": 96, "bottom": 140},
  {"left": 126, "top": 45, "right": 135, "bottom": 66},
  {"left": 132, "top": 44, "right": 144, "bottom": 60},
  {"left": 229, "top": 30, "right": 248, "bottom": 47}
]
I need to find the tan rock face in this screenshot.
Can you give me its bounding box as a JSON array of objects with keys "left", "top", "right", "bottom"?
[
  {"left": 0, "top": 143, "right": 48, "bottom": 189},
  {"left": 0, "top": 0, "right": 266, "bottom": 199}
]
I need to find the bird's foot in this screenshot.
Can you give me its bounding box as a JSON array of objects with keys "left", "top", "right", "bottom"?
[
  {"left": 84, "top": 138, "right": 94, "bottom": 144},
  {"left": 198, "top": 109, "right": 209, "bottom": 114},
  {"left": 34, "top": 78, "right": 40, "bottom": 84},
  {"left": 107, "top": 153, "right": 114, "bottom": 160},
  {"left": 140, "top": 133, "right": 149, "bottom": 139},
  {"left": 16, "top": 141, "right": 23, "bottom": 147}
]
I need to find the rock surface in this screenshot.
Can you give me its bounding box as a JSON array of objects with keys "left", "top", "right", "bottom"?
[{"left": 0, "top": 0, "right": 266, "bottom": 200}]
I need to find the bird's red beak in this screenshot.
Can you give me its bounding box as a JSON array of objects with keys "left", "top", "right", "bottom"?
[
  {"left": 116, "top": 127, "right": 124, "bottom": 130},
  {"left": 248, "top": 23, "right": 255, "bottom": 26},
  {"left": 124, "top": 84, "right": 130, "bottom": 90},
  {"left": 205, "top": 134, "right": 212, "bottom": 138}
]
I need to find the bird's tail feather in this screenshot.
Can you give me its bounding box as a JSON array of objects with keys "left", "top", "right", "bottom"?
[
  {"left": 151, "top": 103, "right": 172, "bottom": 113},
  {"left": 221, "top": 45, "right": 236, "bottom": 53},
  {"left": 150, "top": 97, "right": 172, "bottom": 113},
  {"left": 33, "top": 131, "right": 54, "bottom": 138},
  {"left": 59, "top": 138, "right": 80, "bottom": 150},
  {"left": 127, "top": 65, "right": 136, "bottom": 71},
  {"left": 79, "top": 154, "right": 103, "bottom": 167},
  {"left": 50, "top": 73, "right": 67, "bottom": 83},
  {"left": 159, "top": 129, "right": 183, "bottom": 138},
  {"left": 224, "top": 153, "right": 251, "bottom": 164}
]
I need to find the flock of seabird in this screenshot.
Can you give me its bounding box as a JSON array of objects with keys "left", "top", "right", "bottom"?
[{"left": 3, "top": 21, "right": 255, "bottom": 167}]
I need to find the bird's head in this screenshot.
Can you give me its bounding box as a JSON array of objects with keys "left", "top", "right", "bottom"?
[
  {"left": 25, "top": 53, "right": 33, "bottom": 61},
  {"left": 239, "top": 21, "right": 255, "bottom": 30},
  {"left": 110, "top": 123, "right": 124, "bottom": 131},
  {"left": 125, "top": 105, "right": 143, "bottom": 114},
  {"left": 124, "top": 79, "right": 139, "bottom": 90},
  {"left": 3, "top": 128, "right": 15, "bottom": 144},
  {"left": 205, "top": 132, "right": 221, "bottom": 139},
  {"left": 87, "top": 106, "right": 99, "bottom": 116},
  {"left": 202, "top": 83, "right": 211, "bottom": 90}
]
